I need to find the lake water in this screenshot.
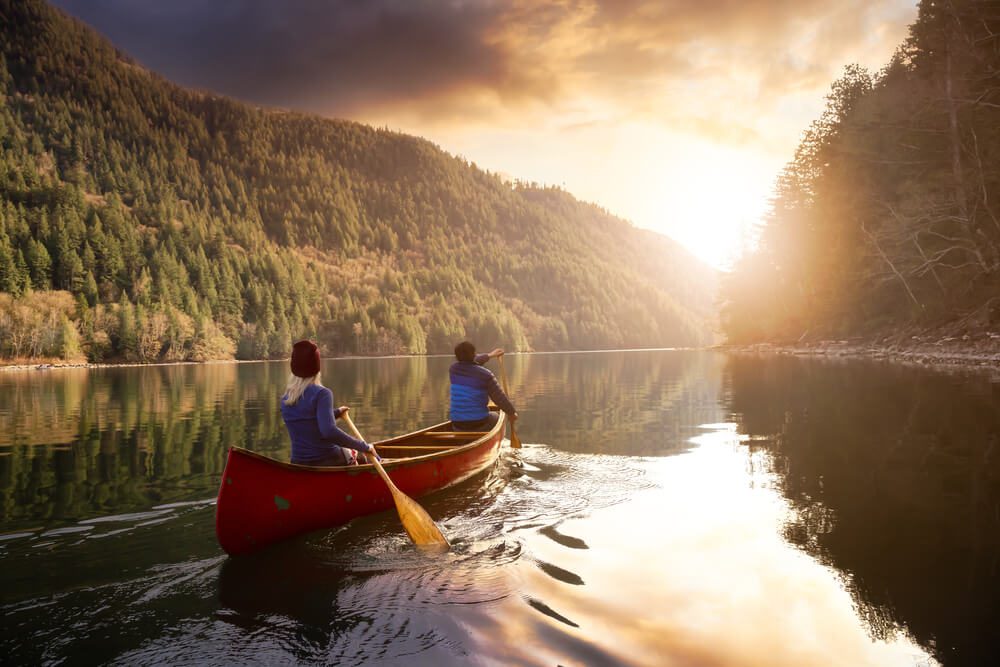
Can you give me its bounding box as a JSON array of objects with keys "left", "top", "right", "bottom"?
[{"left": 1, "top": 350, "right": 997, "bottom": 666}]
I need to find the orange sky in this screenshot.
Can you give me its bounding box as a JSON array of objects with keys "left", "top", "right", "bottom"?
[
  {"left": 56, "top": 0, "right": 921, "bottom": 267},
  {"left": 359, "top": 0, "right": 921, "bottom": 268}
]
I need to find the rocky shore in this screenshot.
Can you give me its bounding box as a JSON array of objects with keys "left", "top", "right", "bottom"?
[
  {"left": 5, "top": 336, "right": 999, "bottom": 374},
  {"left": 0, "top": 359, "right": 242, "bottom": 372},
  {"left": 720, "top": 331, "right": 1000, "bottom": 372}
]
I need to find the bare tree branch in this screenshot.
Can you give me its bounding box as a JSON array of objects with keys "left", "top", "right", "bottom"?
[{"left": 861, "top": 221, "right": 923, "bottom": 308}]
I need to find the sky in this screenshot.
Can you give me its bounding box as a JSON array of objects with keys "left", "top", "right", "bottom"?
[{"left": 53, "top": 0, "right": 920, "bottom": 268}]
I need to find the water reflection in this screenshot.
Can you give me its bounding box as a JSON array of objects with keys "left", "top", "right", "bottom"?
[
  {"left": 0, "top": 351, "right": 962, "bottom": 665},
  {"left": 1, "top": 363, "right": 254, "bottom": 527},
  {"left": 517, "top": 351, "right": 725, "bottom": 455},
  {"left": 0, "top": 351, "right": 720, "bottom": 530},
  {"left": 727, "top": 355, "right": 1000, "bottom": 667},
  {"left": 449, "top": 425, "right": 931, "bottom": 667}
]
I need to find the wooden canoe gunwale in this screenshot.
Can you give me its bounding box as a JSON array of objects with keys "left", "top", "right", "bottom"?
[{"left": 227, "top": 410, "right": 506, "bottom": 473}]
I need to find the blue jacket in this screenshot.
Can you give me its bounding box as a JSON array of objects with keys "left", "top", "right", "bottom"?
[
  {"left": 449, "top": 353, "right": 516, "bottom": 422},
  {"left": 280, "top": 384, "right": 368, "bottom": 465}
]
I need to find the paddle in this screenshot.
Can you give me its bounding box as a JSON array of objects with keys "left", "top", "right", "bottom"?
[
  {"left": 497, "top": 355, "right": 522, "bottom": 449},
  {"left": 341, "top": 412, "right": 450, "bottom": 549}
]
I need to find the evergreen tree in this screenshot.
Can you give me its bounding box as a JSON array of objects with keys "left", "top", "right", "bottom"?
[
  {"left": 117, "top": 295, "right": 137, "bottom": 359},
  {"left": 25, "top": 237, "right": 51, "bottom": 288}
]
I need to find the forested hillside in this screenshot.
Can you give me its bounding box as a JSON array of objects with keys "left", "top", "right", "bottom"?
[
  {"left": 0, "top": 0, "right": 715, "bottom": 363},
  {"left": 722, "top": 0, "right": 1000, "bottom": 344}
]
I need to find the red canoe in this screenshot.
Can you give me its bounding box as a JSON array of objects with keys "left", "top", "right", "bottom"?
[{"left": 215, "top": 411, "right": 507, "bottom": 555}]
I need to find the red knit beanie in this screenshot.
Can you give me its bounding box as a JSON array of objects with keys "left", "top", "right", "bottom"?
[{"left": 290, "top": 340, "right": 321, "bottom": 378}]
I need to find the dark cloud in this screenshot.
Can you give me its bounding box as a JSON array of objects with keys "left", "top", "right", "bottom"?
[
  {"left": 51, "top": 0, "right": 914, "bottom": 139},
  {"left": 51, "top": 0, "right": 526, "bottom": 114}
]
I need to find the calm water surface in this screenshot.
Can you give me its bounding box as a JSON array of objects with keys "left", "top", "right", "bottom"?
[{"left": 1, "top": 350, "right": 998, "bottom": 666}]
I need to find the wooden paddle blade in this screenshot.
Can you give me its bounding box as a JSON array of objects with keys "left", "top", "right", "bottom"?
[
  {"left": 509, "top": 422, "right": 522, "bottom": 449},
  {"left": 343, "top": 413, "right": 449, "bottom": 548},
  {"left": 389, "top": 487, "right": 450, "bottom": 547}
]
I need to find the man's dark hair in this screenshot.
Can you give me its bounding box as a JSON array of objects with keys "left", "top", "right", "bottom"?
[{"left": 454, "top": 341, "right": 476, "bottom": 363}]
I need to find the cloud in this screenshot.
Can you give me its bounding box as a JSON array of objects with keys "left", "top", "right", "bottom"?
[
  {"left": 52, "top": 1, "right": 519, "bottom": 110},
  {"left": 52, "top": 0, "right": 916, "bottom": 148}
]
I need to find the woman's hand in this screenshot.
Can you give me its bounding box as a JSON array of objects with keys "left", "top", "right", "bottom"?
[{"left": 488, "top": 348, "right": 504, "bottom": 358}]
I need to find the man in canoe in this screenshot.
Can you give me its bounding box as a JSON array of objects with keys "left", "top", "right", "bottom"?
[
  {"left": 449, "top": 341, "right": 518, "bottom": 431},
  {"left": 280, "top": 339, "right": 377, "bottom": 466}
]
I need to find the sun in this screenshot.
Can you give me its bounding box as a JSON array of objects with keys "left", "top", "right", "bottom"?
[
  {"left": 642, "top": 144, "right": 775, "bottom": 270},
  {"left": 423, "top": 119, "right": 777, "bottom": 270},
  {"left": 660, "top": 184, "right": 762, "bottom": 270}
]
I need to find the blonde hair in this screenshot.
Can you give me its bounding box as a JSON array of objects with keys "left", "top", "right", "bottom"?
[{"left": 283, "top": 372, "right": 321, "bottom": 406}]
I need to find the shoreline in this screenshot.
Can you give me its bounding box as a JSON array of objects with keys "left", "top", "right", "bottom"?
[
  {"left": 4, "top": 340, "right": 998, "bottom": 373},
  {"left": 0, "top": 347, "right": 691, "bottom": 372},
  {"left": 717, "top": 336, "right": 1000, "bottom": 372},
  {"left": 0, "top": 358, "right": 257, "bottom": 373}
]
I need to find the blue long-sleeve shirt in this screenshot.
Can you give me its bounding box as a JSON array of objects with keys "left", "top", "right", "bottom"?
[
  {"left": 280, "top": 384, "right": 368, "bottom": 465},
  {"left": 449, "top": 353, "right": 516, "bottom": 423}
]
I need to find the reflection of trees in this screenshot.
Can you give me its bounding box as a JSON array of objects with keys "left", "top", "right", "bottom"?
[
  {"left": 0, "top": 364, "right": 248, "bottom": 526},
  {"left": 500, "top": 351, "right": 725, "bottom": 455},
  {"left": 0, "top": 359, "right": 444, "bottom": 528},
  {"left": 726, "top": 355, "right": 1000, "bottom": 667},
  {"left": 325, "top": 356, "right": 437, "bottom": 441},
  {"left": 0, "top": 351, "right": 725, "bottom": 529},
  {"left": 0, "top": 369, "right": 90, "bottom": 447},
  {"left": 327, "top": 351, "right": 725, "bottom": 456}
]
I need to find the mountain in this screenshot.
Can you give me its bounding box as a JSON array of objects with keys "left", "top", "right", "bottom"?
[
  {"left": 720, "top": 0, "right": 1000, "bottom": 345},
  {"left": 0, "top": 0, "right": 716, "bottom": 363}
]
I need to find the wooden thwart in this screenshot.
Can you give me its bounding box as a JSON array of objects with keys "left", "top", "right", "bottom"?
[
  {"left": 377, "top": 445, "right": 457, "bottom": 450},
  {"left": 377, "top": 445, "right": 463, "bottom": 459}
]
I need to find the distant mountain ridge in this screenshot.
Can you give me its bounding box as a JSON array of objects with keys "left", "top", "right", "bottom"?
[{"left": 0, "top": 0, "right": 715, "bottom": 363}]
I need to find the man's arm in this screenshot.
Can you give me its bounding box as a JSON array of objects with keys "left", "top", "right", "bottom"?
[
  {"left": 485, "top": 374, "right": 517, "bottom": 416},
  {"left": 474, "top": 348, "right": 505, "bottom": 365}
]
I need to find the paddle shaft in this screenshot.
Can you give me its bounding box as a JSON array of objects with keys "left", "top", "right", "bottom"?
[
  {"left": 341, "top": 412, "right": 449, "bottom": 547},
  {"left": 341, "top": 415, "right": 393, "bottom": 485},
  {"left": 497, "top": 355, "right": 522, "bottom": 449}
]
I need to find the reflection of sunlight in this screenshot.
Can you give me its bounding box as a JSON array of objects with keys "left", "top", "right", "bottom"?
[{"left": 469, "top": 426, "right": 936, "bottom": 667}]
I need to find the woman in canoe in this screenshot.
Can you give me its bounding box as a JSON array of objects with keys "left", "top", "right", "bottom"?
[{"left": 280, "top": 339, "right": 377, "bottom": 466}]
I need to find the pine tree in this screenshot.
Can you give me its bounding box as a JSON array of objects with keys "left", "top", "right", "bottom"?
[
  {"left": 0, "top": 231, "right": 17, "bottom": 293},
  {"left": 25, "top": 237, "right": 51, "bottom": 288},
  {"left": 117, "top": 295, "right": 137, "bottom": 359},
  {"left": 12, "top": 247, "right": 29, "bottom": 295}
]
